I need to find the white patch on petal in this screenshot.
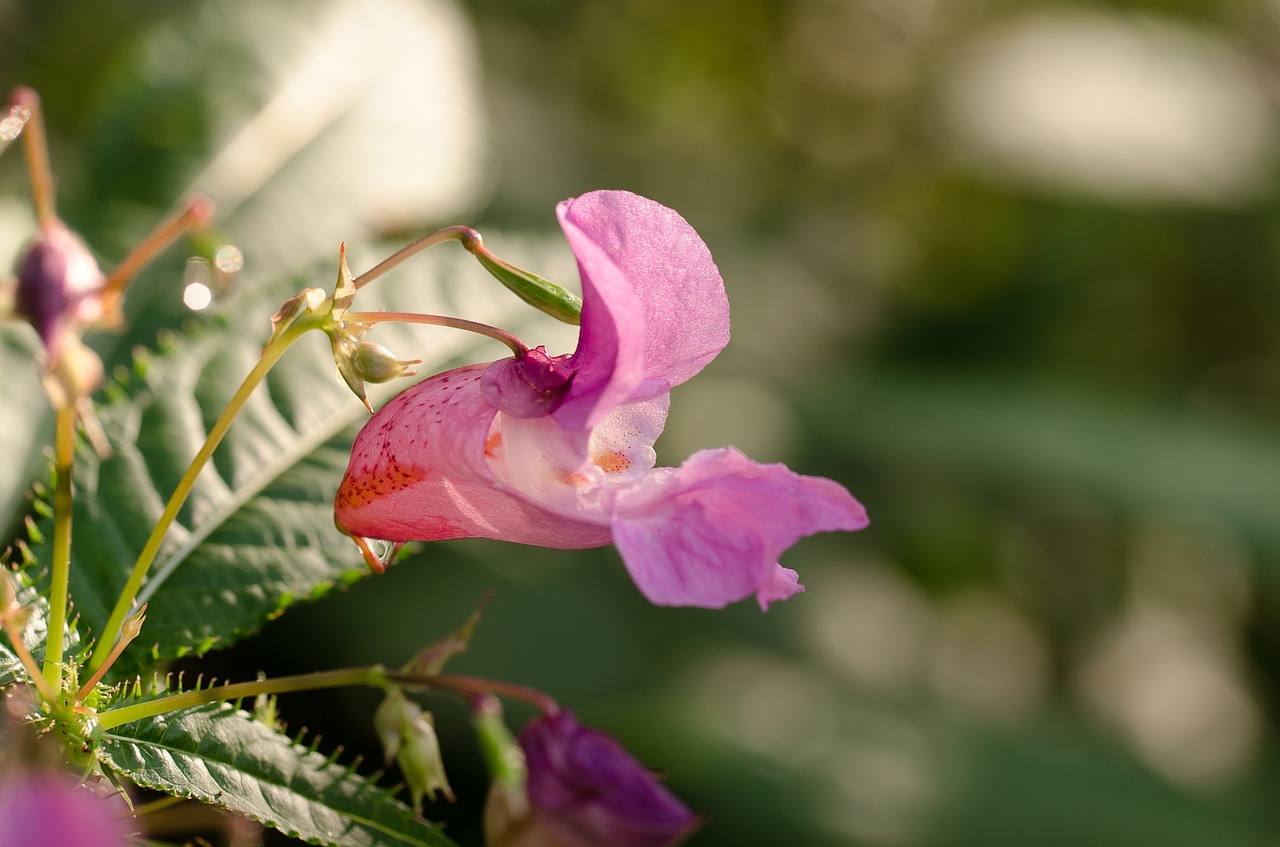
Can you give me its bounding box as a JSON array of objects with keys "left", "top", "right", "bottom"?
[
  {"left": 587, "top": 394, "right": 668, "bottom": 486},
  {"left": 485, "top": 394, "right": 670, "bottom": 517}
]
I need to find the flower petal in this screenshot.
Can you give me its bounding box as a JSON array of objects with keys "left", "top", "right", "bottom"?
[
  {"left": 334, "top": 363, "right": 610, "bottom": 549},
  {"left": 611, "top": 448, "right": 868, "bottom": 609},
  {"left": 519, "top": 710, "right": 697, "bottom": 847},
  {"left": 0, "top": 772, "right": 131, "bottom": 847},
  {"left": 552, "top": 190, "right": 730, "bottom": 430},
  {"left": 493, "top": 394, "right": 670, "bottom": 517}
]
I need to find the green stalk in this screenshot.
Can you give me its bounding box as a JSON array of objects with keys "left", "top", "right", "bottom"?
[
  {"left": 86, "top": 326, "right": 309, "bottom": 675},
  {"left": 41, "top": 403, "right": 77, "bottom": 689},
  {"left": 95, "top": 666, "right": 559, "bottom": 730},
  {"left": 97, "top": 665, "right": 386, "bottom": 730}
]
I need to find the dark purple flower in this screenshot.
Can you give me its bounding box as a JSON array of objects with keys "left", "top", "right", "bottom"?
[
  {"left": 0, "top": 770, "right": 131, "bottom": 847},
  {"left": 511, "top": 710, "right": 696, "bottom": 847}
]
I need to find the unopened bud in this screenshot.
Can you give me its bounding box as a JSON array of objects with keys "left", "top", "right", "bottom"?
[
  {"left": 401, "top": 595, "right": 490, "bottom": 678},
  {"left": 354, "top": 341, "right": 419, "bottom": 384},
  {"left": 330, "top": 332, "right": 419, "bottom": 413},
  {"left": 398, "top": 710, "right": 454, "bottom": 812},
  {"left": 16, "top": 221, "right": 106, "bottom": 363},
  {"left": 471, "top": 246, "right": 581, "bottom": 326},
  {"left": 121, "top": 604, "right": 147, "bottom": 640},
  {"left": 473, "top": 696, "right": 528, "bottom": 847},
  {"left": 374, "top": 688, "right": 419, "bottom": 766},
  {"left": 330, "top": 330, "right": 371, "bottom": 412},
  {"left": 265, "top": 287, "right": 327, "bottom": 351}
]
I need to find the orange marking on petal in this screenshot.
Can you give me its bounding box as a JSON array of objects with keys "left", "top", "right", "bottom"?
[
  {"left": 335, "top": 456, "right": 426, "bottom": 511},
  {"left": 593, "top": 450, "right": 631, "bottom": 474},
  {"left": 559, "top": 471, "right": 591, "bottom": 486},
  {"left": 485, "top": 432, "right": 503, "bottom": 459}
]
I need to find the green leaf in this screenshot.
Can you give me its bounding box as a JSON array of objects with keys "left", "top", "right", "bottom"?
[
  {"left": 0, "top": 331, "right": 52, "bottom": 544},
  {"left": 0, "top": 564, "right": 81, "bottom": 683},
  {"left": 26, "top": 232, "right": 579, "bottom": 674},
  {"left": 99, "top": 703, "right": 459, "bottom": 847},
  {"left": 0, "top": 641, "right": 23, "bottom": 687}
]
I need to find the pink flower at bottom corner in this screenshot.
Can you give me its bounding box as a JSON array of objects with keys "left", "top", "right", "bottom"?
[
  {"left": 0, "top": 770, "right": 132, "bottom": 847},
  {"left": 334, "top": 189, "right": 868, "bottom": 609}
]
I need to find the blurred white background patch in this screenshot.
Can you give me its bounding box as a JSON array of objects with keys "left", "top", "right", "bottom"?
[
  {"left": 158, "top": 0, "right": 489, "bottom": 272},
  {"left": 940, "top": 11, "right": 1274, "bottom": 205}
]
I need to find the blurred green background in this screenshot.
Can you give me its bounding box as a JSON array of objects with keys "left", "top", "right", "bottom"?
[{"left": 5, "top": 0, "right": 1280, "bottom": 844}]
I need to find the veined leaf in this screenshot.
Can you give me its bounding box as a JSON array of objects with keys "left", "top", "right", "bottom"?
[
  {"left": 99, "top": 702, "right": 458, "bottom": 847},
  {"left": 0, "top": 642, "right": 23, "bottom": 687},
  {"left": 26, "top": 233, "right": 579, "bottom": 674},
  {"left": 0, "top": 564, "right": 81, "bottom": 684}
]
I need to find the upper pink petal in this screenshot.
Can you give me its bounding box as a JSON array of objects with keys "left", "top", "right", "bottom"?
[
  {"left": 552, "top": 190, "right": 730, "bottom": 430},
  {"left": 335, "top": 363, "right": 611, "bottom": 549},
  {"left": 610, "top": 448, "right": 868, "bottom": 609}
]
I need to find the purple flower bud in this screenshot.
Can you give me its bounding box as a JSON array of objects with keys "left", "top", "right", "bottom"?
[
  {"left": 0, "top": 770, "right": 131, "bottom": 847},
  {"left": 512, "top": 710, "right": 696, "bottom": 847},
  {"left": 15, "top": 221, "right": 105, "bottom": 363}
]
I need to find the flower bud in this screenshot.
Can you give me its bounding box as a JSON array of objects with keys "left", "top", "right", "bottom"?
[
  {"left": 330, "top": 330, "right": 369, "bottom": 411},
  {"left": 472, "top": 696, "right": 529, "bottom": 847},
  {"left": 374, "top": 688, "right": 420, "bottom": 765},
  {"left": 15, "top": 221, "right": 106, "bottom": 364},
  {"left": 354, "top": 341, "right": 420, "bottom": 384},
  {"left": 471, "top": 246, "right": 582, "bottom": 326},
  {"left": 332, "top": 333, "right": 420, "bottom": 413},
  {"left": 398, "top": 710, "right": 454, "bottom": 812},
  {"left": 505, "top": 710, "right": 697, "bottom": 847},
  {"left": 265, "top": 287, "right": 327, "bottom": 350},
  {"left": 375, "top": 689, "right": 454, "bottom": 813}
]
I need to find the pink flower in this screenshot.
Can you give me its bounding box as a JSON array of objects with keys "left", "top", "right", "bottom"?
[
  {"left": 0, "top": 770, "right": 132, "bottom": 847},
  {"left": 335, "top": 190, "right": 867, "bottom": 609},
  {"left": 501, "top": 710, "right": 697, "bottom": 847}
]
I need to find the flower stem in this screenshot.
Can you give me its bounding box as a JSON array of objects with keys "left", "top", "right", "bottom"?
[
  {"left": 386, "top": 672, "right": 560, "bottom": 716},
  {"left": 96, "top": 665, "right": 387, "bottom": 730},
  {"left": 1, "top": 573, "right": 58, "bottom": 704},
  {"left": 351, "top": 226, "right": 479, "bottom": 291},
  {"left": 10, "top": 87, "right": 55, "bottom": 228},
  {"left": 94, "top": 666, "right": 559, "bottom": 730},
  {"left": 41, "top": 403, "right": 77, "bottom": 690},
  {"left": 75, "top": 605, "right": 146, "bottom": 702},
  {"left": 344, "top": 310, "right": 528, "bottom": 359},
  {"left": 85, "top": 327, "right": 307, "bottom": 676},
  {"left": 102, "top": 196, "right": 214, "bottom": 314}
]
